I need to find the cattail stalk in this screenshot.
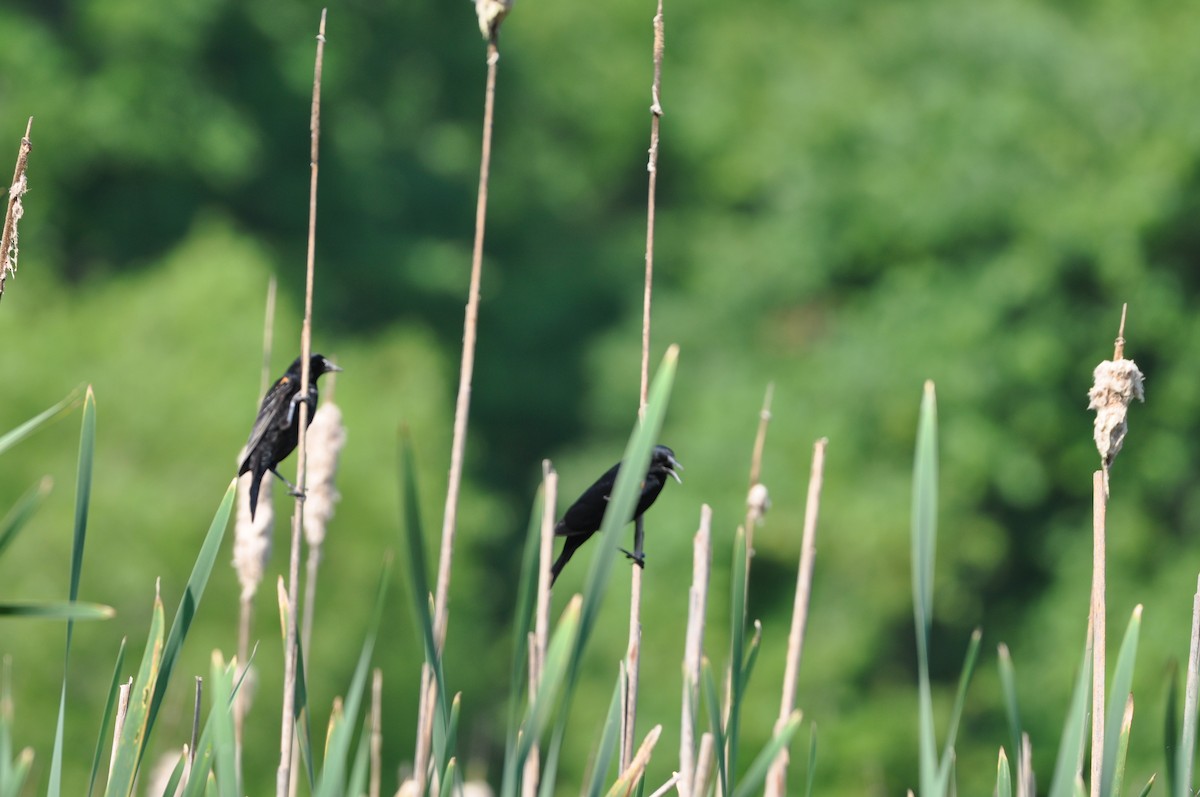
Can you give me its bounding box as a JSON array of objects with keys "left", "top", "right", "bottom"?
[
  {"left": 1086, "top": 305, "right": 1143, "bottom": 797},
  {"left": 0, "top": 117, "right": 32, "bottom": 301},
  {"left": 678, "top": 505, "right": 712, "bottom": 797},
  {"left": 622, "top": 0, "right": 666, "bottom": 770},
  {"left": 765, "top": 439, "right": 827, "bottom": 797},
  {"left": 277, "top": 12, "right": 326, "bottom": 796}
]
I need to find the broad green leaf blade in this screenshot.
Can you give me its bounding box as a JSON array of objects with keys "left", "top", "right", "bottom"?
[
  {"left": 731, "top": 711, "right": 802, "bottom": 797},
  {"left": 0, "top": 749, "right": 32, "bottom": 797},
  {"left": 1164, "top": 664, "right": 1179, "bottom": 797},
  {"left": 209, "top": 653, "right": 237, "bottom": 797},
  {"left": 158, "top": 752, "right": 186, "bottom": 797},
  {"left": 516, "top": 598, "right": 581, "bottom": 767},
  {"left": 106, "top": 588, "right": 166, "bottom": 797},
  {"left": 0, "top": 602, "right": 114, "bottom": 619},
  {"left": 0, "top": 476, "right": 51, "bottom": 559},
  {"left": 937, "top": 628, "right": 982, "bottom": 782},
  {"left": 585, "top": 669, "right": 625, "bottom": 797},
  {"left": 144, "top": 481, "right": 237, "bottom": 757},
  {"left": 740, "top": 621, "right": 763, "bottom": 695},
  {"left": 397, "top": 434, "right": 451, "bottom": 739},
  {"left": 0, "top": 389, "right": 80, "bottom": 458},
  {"left": 314, "top": 562, "right": 390, "bottom": 797},
  {"left": 86, "top": 638, "right": 128, "bottom": 797},
  {"left": 1049, "top": 638, "right": 1094, "bottom": 797},
  {"left": 1178, "top": 576, "right": 1200, "bottom": 797},
  {"left": 1101, "top": 606, "right": 1143, "bottom": 797},
  {"left": 347, "top": 714, "right": 371, "bottom": 797},
  {"left": 439, "top": 694, "right": 462, "bottom": 797},
  {"left": 49, "top": 387, "right": 95, "bottom": 797},
  {"left": 1109, "top": 696, "right": 1134, "bottom": 797},
  {"left": 701, "top": 658, "right": 727, "bottom": 797},
  {"left": 998, "top": 644, "right": 1022, "bottom": 772},
  {"left": 912, "top": 381, "right": 939, "bottom": 796},
  {"left": 995, "top": 749, "right": 1012, "bottom": 797}
]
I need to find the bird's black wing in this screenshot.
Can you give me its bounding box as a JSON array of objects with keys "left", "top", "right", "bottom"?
[
  {"left": 559, "top": 461, "right": 621, "bottom": 536},
  {"left": 241, "top": 375, "right": 298, "bottom": 464}
]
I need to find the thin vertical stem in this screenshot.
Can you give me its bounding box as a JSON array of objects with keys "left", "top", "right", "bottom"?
[
  {"left": 679, "top": 505, "right": 712, "bottom": 797},
  {"left": 370, "top": 669, "right": 383, "bottom": 797},
  {"left": 522, "top": 462, "right": 556, "bottom": 797},
  {"left": 764, "top": 439, "right": 828, "bottom": 797},
  {"left": 623, "top": 0, "right": 666, "bottom": 771},
  {"left": 1090, "top": 469, "right": 1106, "bottom": 797},
  {"left": 277, "top": 11, "right": 326, "bottom": 797},
  {"left": 417, "top": 37, "right": 501, "bottom": 792}
]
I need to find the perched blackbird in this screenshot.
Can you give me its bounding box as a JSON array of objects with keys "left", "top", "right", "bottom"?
[
  {"left": 550, "top": 445, "right": 682, "bottom": 585},
  {"left": 238, "top": 354, "right": 342, "bottom": 520}
]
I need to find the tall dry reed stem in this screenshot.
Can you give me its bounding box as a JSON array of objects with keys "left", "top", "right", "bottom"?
[
  {"left": 108, "top": 679, "right": 131, "bottom": 788},
  {"left": 764, "top": 438, "right": 827, "bottom": 797},
  {"left": 416, "top": 30, "right": 504, "bottom": 791},
  {"left": 1085, "top": 305, "right": 1143, "bottom": 797},
  {"left": 678, "top": 505, "right": 712, "bottom": 797},
  {"left": 371, "top": 668, "right": 383, "bottom": 797},
  {"left": 277, "top": 11, "right": 327, "bottom": 796},
  {"left": 0, "top": 117, "right": 32, "bottom": 301},
  {"left": 623, "top": 0, "right": 666, "bottom": 770},
  {"left": 522, "top": 462, "right": 557, "bottom": 797}
]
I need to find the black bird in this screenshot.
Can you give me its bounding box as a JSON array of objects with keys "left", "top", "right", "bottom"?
[
  {"left": 550, "top": 445, "right": 682, "bottom": 585},
  {"left": 238, "top": 354, "right": 342, "bottom": 520}
]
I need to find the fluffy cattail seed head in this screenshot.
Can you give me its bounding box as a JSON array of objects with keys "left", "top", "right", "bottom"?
[
  {"left": 304, "top": 401, "right": 346, "bottom": 548},
  {"left": 234, "top": 450, "right": 273, "bottom": 602},
  {"left": 475, "top": 0, "right": 513, "bottom": 40},
  {"left": 1088, "top": 358, "right": 1145, "bottom": 469}
]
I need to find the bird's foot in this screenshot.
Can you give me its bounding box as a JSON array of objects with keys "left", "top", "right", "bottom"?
[{"left": 619, "top": 548, "right": 646, "bottom": 569}]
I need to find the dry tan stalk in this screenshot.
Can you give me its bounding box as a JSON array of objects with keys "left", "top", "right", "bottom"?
[
  {"left": 646, "top": 773, "right": 680, "bottom": 797},
  {"left": 108, "top": 678, "right": 131, "bottom": 787},
  {"left": 1090, "top": 469, "right": 1106, "bottom": 797},
  {"left": 614, "top": 725, "right": 663, "bottom": 797},
  {"left": 371, "top": 669, "right": 383, "bottom": 797},
  {"left": 764, "top": 438, "right": 827, "bottom": 797},
  {"left": 0, "top": 117, "right": 32, "bottom": 301},
  {"left": 691, "top": 732, "right": 715, "bottom": 797},
  {"left": 678, "top": 505, "right": 712, "bottom": 797},
  {"left": 277, "top": 11, "right": 327, "bottom": 796}
]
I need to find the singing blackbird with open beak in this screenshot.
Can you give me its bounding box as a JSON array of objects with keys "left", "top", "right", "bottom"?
[
  {"left": 550, "top": 445, "right": 682, "bottom": 585},
  {"left": 238, "top": 354, "right": 342, "bottom": 520}
]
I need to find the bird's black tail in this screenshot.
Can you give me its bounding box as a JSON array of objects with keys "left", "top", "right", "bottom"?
[
  {"left": 549, "top": 536, "right": 585, "bottom": 586},
  {"left": 248, "top": 471, "right": 263, "bottom": 521}
]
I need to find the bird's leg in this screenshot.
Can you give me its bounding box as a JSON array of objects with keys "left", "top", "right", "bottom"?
[
  {"left": 285, "top": 392, "right": 306, "bottom": 428},
  {"left": 619, "top": 516, "right": 647, "bottom": 568},
  {"left": 269, "top": 467, "right": 305, "bottom": 498}
]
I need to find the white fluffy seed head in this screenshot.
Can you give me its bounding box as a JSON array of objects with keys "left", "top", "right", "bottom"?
[
  {"left": 1087, "top": 358, "right": 1145, "bottom": 468},
  {"left": 304, "top": 402, "right": 346, "bottom": 547},
  {"left": 747, "top": 482, "right": 771, "bottom": 524},
  {"left": 475, "top": 0, "right": 513, "bottom": 40},
  {"left": 233, "top": 449, "right": 274, "bottom": 602}
]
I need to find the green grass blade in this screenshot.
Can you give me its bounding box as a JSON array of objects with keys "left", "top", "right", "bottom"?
[
  {"left": 516, "top": 598, "right": 581, "bottom": 768},
  {"left": 0, "top": 389, "right": 81, "bottom": 458},
  {"left": 998, "top": 644, "right": 1022, "bottom": 773},
  {"left": 536, "top": 729, "right": 563, "bottom": 797},
  {"left": 1135, "top": 774, "right": 1155, "bottom": 797},
  {"left": 0, "top": 602, "right": 114, "bottom": 619},
  {"left": 731, "top": 711, "right": 802, "bottom": 797},
  {"left": 912, "top": 381, "right": 939, "bottom": 796},
  {"left": 48, "top": 387, "right": 95, "bottom": 797},
  {"left": 701, "top": 658, "right": 727, "bottom": 797},
  {"left": 1101, "top": 606, "right": 1143, "bottom": 797},
  {"left": 804, "top": 722, "right": 817, "bottom": 797},
  {"left": 1178, "top": 577, "right": 1200, "bottom": 797},
  {"left": 158, "top": 752, "right": 186, "bottom": 797},
  {"left": 740, "top": 621, "right": 763, "bottom": 695},
  {"left": 501, "top": 487, "right": 545, "bottom": 797},
  {"left": 209, "top": 653, "right": 237, "bottom": 797},
  {"left": 995, "top": 749, "right": 1012, "bottom": 797},
  {"left": 1110, "top": 696, "right": 1134, "bottom": 797},
  {"left": 727, "top": 524, "right": 748, "bottom": 791},
  {"left": 1049, "top": 637, "right": 1094, "bottom": 797},
  {"left": 397, "top": 434, "right": 451, "bottom": 738},
  {"left": 144, "top": 481, "right": 237, "bottom": 757},
  {"left": 314, "top": 562, "right": 390, "bottom": 797},
  {"left": 347, "top": 714, "right": 371, "bottom": 797},
  {"left": 0, "top": 477, "right": 52, "bottom": 559},
  {"left": 585, "top": 669, "right": 625, "bottom": 797},
  {"left": 1, "top": 749, "right": 32, "bottom": 797},
  {"left": 1164, "top": 663, "right": 1179, "bottom": 797},
  {"left": 106, "top": 587, "right": 166, "bottom": 797},
  {"left": 937, "top": 628, "right": 982, "bottom": 783},
  {"left": 438, "top": 694, "right": 462, "bottom": 797},
  {"left": 86, "top": 638, "right": 128, "bottom": 797}
]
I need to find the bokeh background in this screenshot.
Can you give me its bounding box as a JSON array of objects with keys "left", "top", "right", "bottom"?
[{"left": 2, "top": 0, "right": 1199, "bottom": 793}]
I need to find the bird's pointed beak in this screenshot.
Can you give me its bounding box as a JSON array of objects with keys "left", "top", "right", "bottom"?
[
  {"left": 325, "top": 360, "right": 343, "bottom": 373},
  {"left": 667, "top": 457, "right": 683, "bottom": 484}
]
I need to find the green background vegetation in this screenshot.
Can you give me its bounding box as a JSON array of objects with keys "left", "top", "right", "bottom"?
[{"left": 2, "top": 0, "right": 1199, "bottom": 793}]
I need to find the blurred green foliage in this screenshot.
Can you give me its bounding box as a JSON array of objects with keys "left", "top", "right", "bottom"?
[{"left": 1, "top": 0, "right": 1199, "bottom": 793}]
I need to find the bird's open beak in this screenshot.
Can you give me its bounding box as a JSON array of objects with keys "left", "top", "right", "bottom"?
[
  {"left": 667, "top": 457, "right": 683, "bottom": 484},
  {"left": 325, "top": 360, "right": 344, "bottom": 373}
]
